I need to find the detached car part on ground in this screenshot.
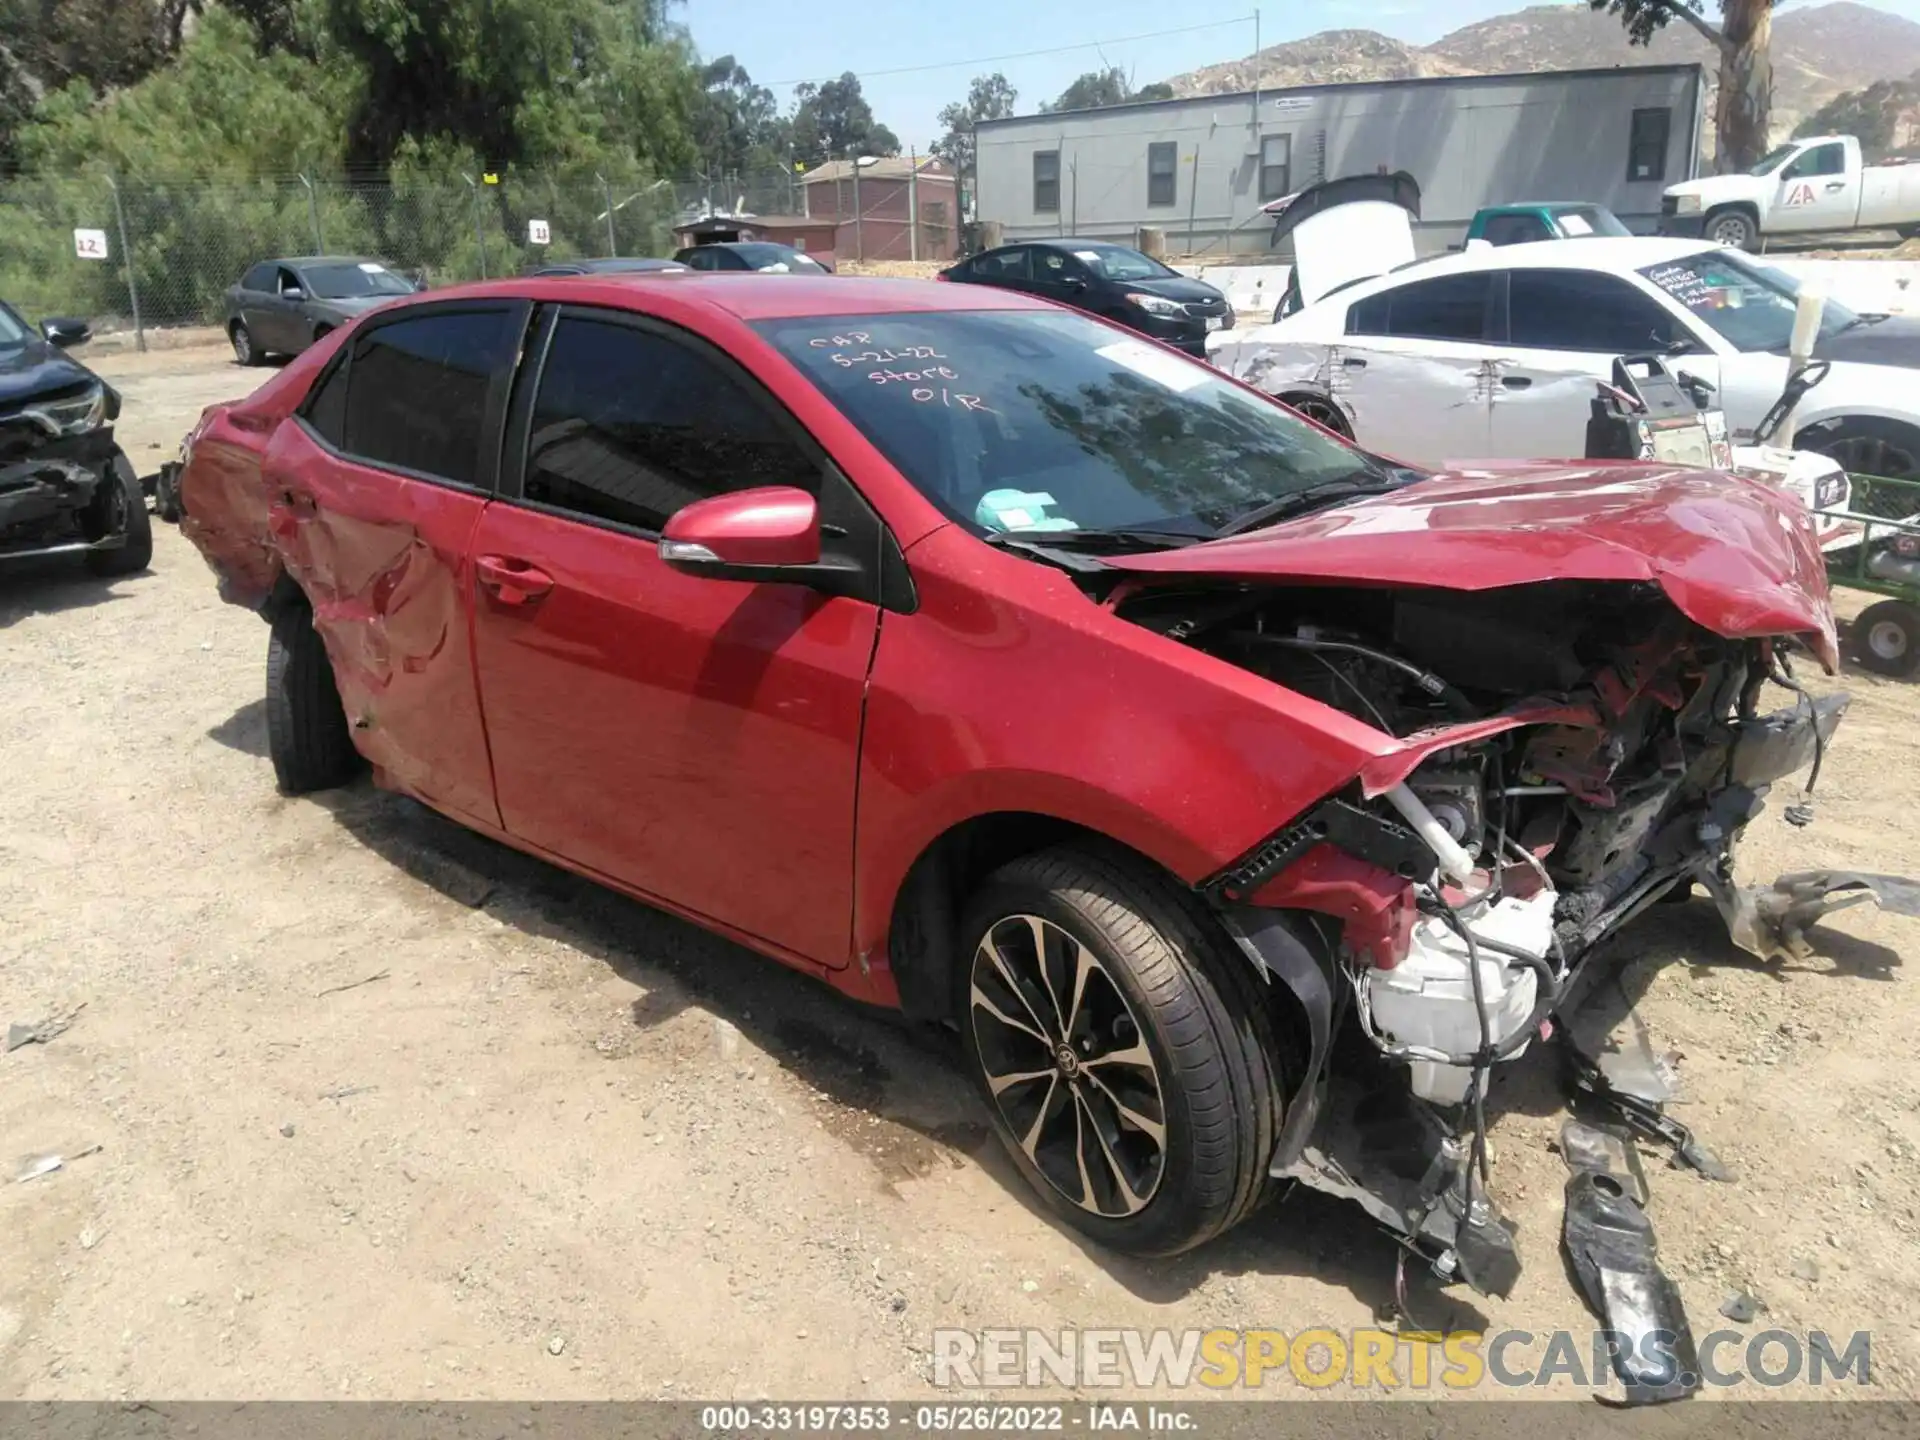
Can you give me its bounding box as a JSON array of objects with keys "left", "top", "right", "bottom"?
[
  {"left": 0, "top": 302, "right": 150, "bottom": 575},
  {"left": 173, "top": 275, "right": 1915, "bottom": 1328}
]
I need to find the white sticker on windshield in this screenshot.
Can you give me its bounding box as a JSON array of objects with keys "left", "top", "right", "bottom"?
[
  {"left": 1558, "top": 213, "right": 1593, "bottom": 236},
  {"left": 358, "top": 262, "right": 386, "bottom": 273},
  {"left": 1096, "top": 339, "right": 1211, "bottom": 393},
  {"left": 1074, "top": 250, "right": 1102, "bottom": 264}
]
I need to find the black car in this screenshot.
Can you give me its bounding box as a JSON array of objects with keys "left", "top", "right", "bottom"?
[
  {"left": 527, "top": 257, "right": 689, "bottom": 277},
  {"left": 672, "top": 242, "right": 832, "bottom": 274},
  {"left": 1, "top": 300, "right": 149, "bottom": 576},
  {"left": 941, "top": 240, "right": 1232, "bottom": 356},
  {"left": 223, "top": 256, "right": 418, "bottom": 365}
]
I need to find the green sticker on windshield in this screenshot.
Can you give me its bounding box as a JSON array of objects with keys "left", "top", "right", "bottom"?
[{"left": 976, "top": 489, "right": 1075, "bottom": 533}]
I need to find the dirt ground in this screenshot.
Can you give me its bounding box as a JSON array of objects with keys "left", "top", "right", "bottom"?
[{"left": 3, "top": 342, "right": 1920, "bottom": 1404}]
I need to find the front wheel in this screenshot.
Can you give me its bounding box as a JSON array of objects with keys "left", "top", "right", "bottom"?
[
  {"left": 82, "top": 451, "right": 152, "bottom": 577},
  {"left": 1855, "top": 600, "right": 1920, "bottom": 678},
  {"left": 1705, "top": 207, "right": 1758, "bottom": 252},
  {"left": 1279, "top": 391, "right": 1353, "bottom": 439},
  {"left": 957, "top": 845, "right": 1289, "bottom": 1256}
]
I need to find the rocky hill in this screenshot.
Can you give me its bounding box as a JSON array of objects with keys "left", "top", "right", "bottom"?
[{"left": 1164, "top": 2, "right": 1920, "bottom": 141}]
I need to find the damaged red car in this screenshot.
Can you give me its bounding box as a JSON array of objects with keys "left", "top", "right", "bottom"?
[{"left": 177, "top": 275, "right": 1878, "bottom": 1294}]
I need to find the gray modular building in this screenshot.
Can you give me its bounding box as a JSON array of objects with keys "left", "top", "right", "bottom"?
[{"left": 974, "top": 63, "right": 1706, "bottom": 256}]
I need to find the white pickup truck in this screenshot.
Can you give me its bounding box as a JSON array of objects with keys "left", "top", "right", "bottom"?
[{"left": 1661, "top": 134, "right": 1920, "bottom": 251}]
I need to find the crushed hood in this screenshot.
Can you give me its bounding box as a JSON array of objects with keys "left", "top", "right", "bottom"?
[
  {"left": 1265, "top": 171, "right": 1420, "bottom": 307},
  {"left": 1106, "top": 462, "right": 1840, "bottom": 669}
]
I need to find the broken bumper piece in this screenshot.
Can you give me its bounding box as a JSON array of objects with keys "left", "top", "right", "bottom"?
[
  {"left": 1700, "top": 868, "right": 1920, "bottom": 963},
  {"left": 1561, "top": 1124, "right": 1701, "bottom": 1405}
]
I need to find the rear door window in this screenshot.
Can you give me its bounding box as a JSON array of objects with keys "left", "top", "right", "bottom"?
[
  {"left": 977, "top": 248, "right": 1032, "bottom": 282},
  {"left": 1505, "top": 268, "right": 1685, "bottom": 352},
  {"left": 339, "top": 309, "right": 520, "bottom": 486},
  {"left": 521, "top": 313, "right": 820, "bottom": 533},
  {"left": 1347, "top": 272, "right": 1493, "bottom": 342}
]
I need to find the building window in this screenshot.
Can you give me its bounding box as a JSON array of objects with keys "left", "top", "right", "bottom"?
[
  {"left": 1147, "top": 142, "right": 1178, "bottom": 207},
  {"left": 1259, "top": 133, "right": 1292, "bottom": 202},
  {"left": 1628, "top": 108, "right": 1671, "bottom": 182},
  {"left": 1033, "top": 151, "right": 1060, "bottom": 213}
]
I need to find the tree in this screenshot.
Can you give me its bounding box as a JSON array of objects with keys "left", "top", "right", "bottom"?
[
  {"left": 692, "top": 55, "right": 786, "bottom": 175},
  {"left": 1796, "top": 74, "right": 1920, "bottom": 162},
  {"left": 319, "top": 0, "right": 698, "bottom": 176},
  {"left": 789, "top": 71, "right": 898, "bottom": 167},
  {"left": 1041, "top": 67, "right": 1172, "bottom": 114},
  {"left": 1588, "top": 1, "right": 1773, "bottom": 172},
  {"left": 933, "top": 72, "right": 1016, "bottom": 189}
]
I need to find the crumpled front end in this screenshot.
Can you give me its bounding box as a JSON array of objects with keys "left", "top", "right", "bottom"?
[{"left": 1114, "top": 558, "right": 1902, "bottom": 1305}]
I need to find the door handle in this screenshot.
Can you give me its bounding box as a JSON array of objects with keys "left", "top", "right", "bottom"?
[
  {"left": 1824, "top": 181, "right": 1846, "bottom": 192},
  {"left": 474, "top": 553, "right": 555, "bottom": 605},
  {"left": 1343, "top": 356, "right": 1367, "bottom": 369},
  {"left": 1502, "top": 375, "right": 1532, "bottom": 390}
]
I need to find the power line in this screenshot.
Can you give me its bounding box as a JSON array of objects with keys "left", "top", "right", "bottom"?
[{"left": 760, "top": 14, "right": 1258, "bottom": 89}]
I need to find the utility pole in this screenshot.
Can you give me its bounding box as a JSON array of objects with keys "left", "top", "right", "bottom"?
[
  {"left": 1185, "top": 146, "right": 1202, "bottom": 255},
  {"left": 299, "top": 173, "right": 324, "bottom": 253},
  {"left": 908, "top": 147, "right": 919, "bottom": 261},
  {"left": 599, "top": 173, "right": 617, "bottom": 255},
  {"left": 851, "top": 147, "right": 863, "bottom": 262},
  {"left": 1252, "top": 9, "right": 1262, "bottom": 127},
  {"left": 107, "top": 175, "right": 144, "bottom": 353}
]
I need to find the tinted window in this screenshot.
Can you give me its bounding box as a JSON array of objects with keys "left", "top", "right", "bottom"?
[
  {"left": 1034, "top": 250, "right": 1086, "bottom": 286},
  {"left": 1784, "top": 142, "right": 1846, "bottom": 179},
  {"left": 1482, "top": 213, "right": 1551, "bottom": 246},
  {"left": 1628, "top": 107, "right": 1670, "bottom": 182},
  {"left": 756, "top": 311, "right": 1384, "bottom": 538},
  {"left": 975, "top": 248, "right": 1031, "bottom": 281},
  {"left": 1348, "top": 272, "right": 1492, "bottom": 342},
  {"left": 303, "top": 356, "right": 350, "bottom": 446},
  {"left": 242, "top": 262, "right": 276, "bottom": 291},
  {"left": 1148, "top": 143, "right": 1177, "bottom": 207},
  {"left": 341, "top": 309, "right": 517, "bottom": 485},
  {"left": 523, "top": 316, "right": 819, "bottom": 533},
  {"left": 1506, "top": 269, "right": 1683, "bottom": 352}
]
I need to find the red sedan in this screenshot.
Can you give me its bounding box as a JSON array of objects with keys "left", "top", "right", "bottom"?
[{"left": 178, "top": 272, "right": 1841, "bottom": 1293}]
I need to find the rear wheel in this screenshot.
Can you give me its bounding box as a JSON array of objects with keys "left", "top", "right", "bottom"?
[
  {"left": 1855, "top": 600, "right": 1920, "bottom": 678},
  {"left": 82, "top": 451, "right": 152, "bottom": 577},
  {"left": 957, "top": 844, "right": 1289, "bottom": 1256},
  {"left": 266, "top": 602, "right": 362, "bottom": 793},
  {"left": 230, "top": 320, "right": 263, "bottom": 367},
  {"left": 1280, "top": 391, "right": 1352, "bottom": 438}
]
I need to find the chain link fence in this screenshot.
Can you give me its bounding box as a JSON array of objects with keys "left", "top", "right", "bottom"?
[{"left": 0, "top": 166, "right": 830, "bottom": 345}]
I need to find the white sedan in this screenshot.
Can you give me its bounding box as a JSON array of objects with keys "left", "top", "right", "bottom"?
[{"left": 1209, "top": 234, "right": 1920, "bottom": 484}]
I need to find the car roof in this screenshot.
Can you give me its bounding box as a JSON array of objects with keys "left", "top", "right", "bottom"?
[
  {"left": 1364, "top": 235, "right": 1714, "bottom": 285},
  {"left": 267, "top": 255, "right": 385, "bottom": 268},
  {"left": 378, "top": 273, "right": 1046, "bottom": 322}
]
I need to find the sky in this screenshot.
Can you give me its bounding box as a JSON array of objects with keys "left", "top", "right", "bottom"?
[{"left": 680, "top": 0, "right": 1920, "bottom": 153}]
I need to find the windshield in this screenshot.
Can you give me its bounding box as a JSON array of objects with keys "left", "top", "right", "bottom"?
[
  {"left": 1638, "top": 249, "right": 1861, "bottom": 352},
  {"left": 0, "top": 301, "right": 30, "bottom": 348},
  {"left": 756, "top": 310, "right": 1390, "bottom": 538},
  {"left": 736, "top": 244, "right": 827, "bottom": 272},
  {"left": 1748, "top": 143, "right": 1800, "bottom": 177},
  {"left": 302, "top": 262, "right": 415, "bottom": 299},
  {"left": 1074, "top": 245, "right": 1175, "bottom": 281}
]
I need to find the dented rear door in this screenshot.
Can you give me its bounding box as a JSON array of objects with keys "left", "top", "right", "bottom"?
[{"left": 261, "top": 302, "right": 528, "bottom": 829}]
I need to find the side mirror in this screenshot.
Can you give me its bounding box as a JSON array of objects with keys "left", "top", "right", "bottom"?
[
  {"left": 1061, "top": 273, "right": 1088, "bottom": 290},
  {"left": 282, "top": 286, "right": 305, "bottom": 302},
  {"left": 659, "top": 486, "right": 825, "bottom": 579},
  {"left": 40, "top": 316, "right": 91, "bottom": 349}
]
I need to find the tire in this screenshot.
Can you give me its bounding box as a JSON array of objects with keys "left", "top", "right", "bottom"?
[
  {"left": 230, "top": 319, "right": 263, "bottom": 367},
  {"left": 1798, "top": 416, "right": 1920, "bottom": 483},
  {"left": 1854, "top": 600, "right": 1920, "bottom": 678},
  {"left": 154, "top": 463, "right": 182, "bottom": 523},
  {"left": 1705, "top": 207, "right": 1758, "bottom": 252},
  {"left": 956, "top": 843, "right": 1290, "bottom": 1257},
  {"left": 82, "top": 451, "right": 153, "bottom": 577},
  {"left": 1897, "top": 224, "right": 1920, "bottom": 242},
  {"left": 265, "top": 602, "right": 361, "bottom": 793},
  {"left": 1280, "top": 391, "right": 1352, "bottom": 439}
]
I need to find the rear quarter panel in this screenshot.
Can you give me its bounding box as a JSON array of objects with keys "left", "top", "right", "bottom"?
[{"left": 177, "top": 333, "right": 345, "bottom": 607}]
